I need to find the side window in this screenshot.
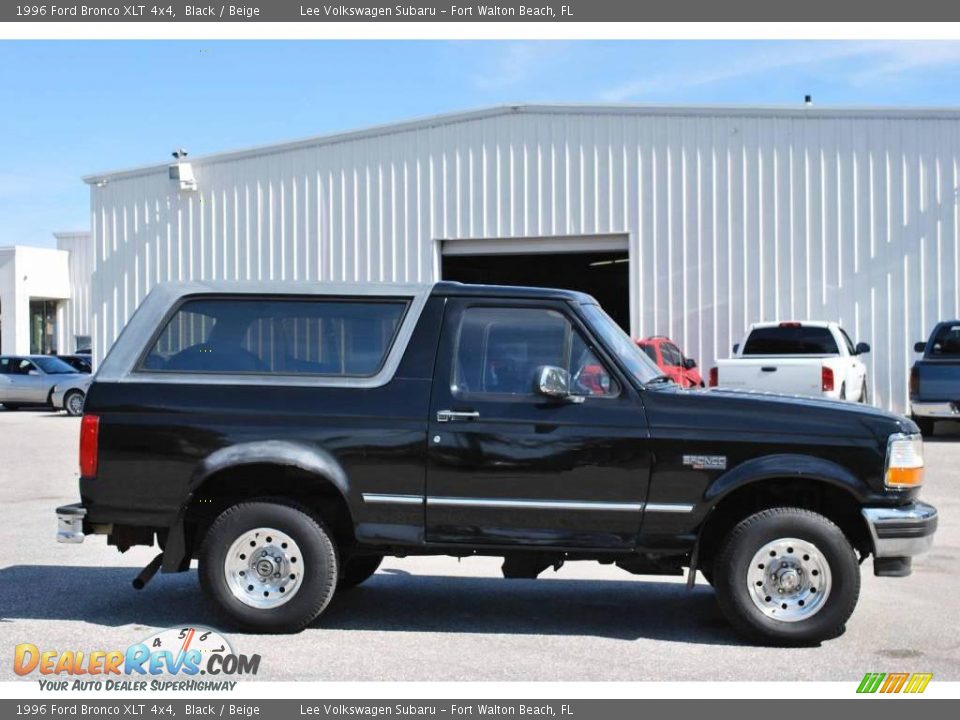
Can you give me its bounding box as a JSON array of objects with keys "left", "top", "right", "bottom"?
[
  {"left": 17, "top": 359, "right": 36, "bottom": 375},
  {"left": 451, "top": 307, "right": 617, "bottom": 399},
  {"left": 662, "top": 344, "right": 683, "bottom": 367},
  {"left": 140, "top": 297, "right": 407, "bottom": 376},
  {"left": 640, "top": 345, "right": 659, "bottom": 364},
  {"left": 0, "top": 358, "right": 10, "bottom": 374}
]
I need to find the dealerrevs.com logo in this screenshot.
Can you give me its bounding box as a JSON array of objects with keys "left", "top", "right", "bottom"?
[
  {"left": 14, "top": 627, "right": 260, "bottom": 691},
  {"left": 857, "top": 672, "right": 933, "bottom": 694}
]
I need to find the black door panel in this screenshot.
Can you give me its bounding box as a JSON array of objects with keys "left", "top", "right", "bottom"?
[{"left": 425, "top": 298, "right": 651, "bottom": 548}]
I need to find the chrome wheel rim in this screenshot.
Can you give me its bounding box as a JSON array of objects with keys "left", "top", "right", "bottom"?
[
  {"left": 67, "top": 393, "right": 84, "bottom": 415},
  {"left": 224, "top": 527, "right": 303, "bottom": 609},
  {"left": 747, "top": 537, "right": 831, "bottom": 622}
]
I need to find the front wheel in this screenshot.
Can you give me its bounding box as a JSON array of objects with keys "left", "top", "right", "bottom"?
[
  {"left": 64, "top": 390, "right": 85, "bottom": 417},
  {"left": 198, "top": 501, "right": 338, "bottom": 633},
  {"left": 712, "top": 508, "right": 860, "bottom": 645},
  {"left": 859, "top": 381, "right": 868, "bottom": 404}
]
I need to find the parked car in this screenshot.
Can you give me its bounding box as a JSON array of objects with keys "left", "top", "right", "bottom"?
[
  {"left": 635, "top": 336, "right": 703, "bottom": 388},
  {"left": 56, "top": 281, "right": 936, "bottom": 645},
  {"left": 58, "top": 354, "right": 92, "bottom": 373},
  {"left": 910, "top": 320, "right": 960, "bottom": 436},
  {"left": 51, "top": 374, "right": 93, "bottom": 416},
  {"left": 0, "top": 355, "right": 84, "bottom": 410},
  {"left": 711, "top": 321, "right": 870, "bottom": 402}
]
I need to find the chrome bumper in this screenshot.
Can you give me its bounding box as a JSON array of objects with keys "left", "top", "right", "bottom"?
[
  {"left": 56, "top": 503, "right": 86, "bottom": 544},
  {"left": 862, "top": 502, "right": 937, "bottom": 558},
  {"left": 911, "top": 401, "right": 959, "bottom": 419}
]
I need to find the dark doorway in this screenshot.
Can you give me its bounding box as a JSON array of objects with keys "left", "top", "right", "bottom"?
[{"left": 442, "top": 250, "right": 630, "bottom": 330}]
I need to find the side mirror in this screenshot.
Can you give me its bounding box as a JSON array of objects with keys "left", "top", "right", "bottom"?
[
  {"left": 914, "top": 342, "right": 927, "bottom": 353},
  {"left": 683, "top": 358, "right": 697, "bottom": 370},
  {"left": 855, "top": 342, "right": 871, "bottom": 355},
  {"left": 732, "top": 343, "right": 740, "bottom": 355},
  {"left": 534, "top": 365, "right": 574, "bottom": 401}
]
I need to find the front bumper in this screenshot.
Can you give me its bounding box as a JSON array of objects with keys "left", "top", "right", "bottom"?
[
  {"left": 862, "top": 501, "right": 938, "bottom": 558},
  {"left": 911, "top": 400, "right": 960, "bottom": 419},
  {"left": 56, "top": 503, "right": 86, "bottom": 543}
]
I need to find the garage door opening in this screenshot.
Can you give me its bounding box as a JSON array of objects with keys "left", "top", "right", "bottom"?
[{"left": 442, "top": 249, "right": 630, "bottom": 330}]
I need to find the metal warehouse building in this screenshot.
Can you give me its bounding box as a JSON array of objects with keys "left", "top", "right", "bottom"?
[{"left": 83, "top": 104, "right": 960, "bottom": 414}]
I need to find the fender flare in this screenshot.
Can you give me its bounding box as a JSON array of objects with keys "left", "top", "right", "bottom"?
[
  {"left": 161, "top": 440, "right": 352, "bottom": 573},
  {"left": 703, "top": 453, "right": 872, "bottom": 509}
]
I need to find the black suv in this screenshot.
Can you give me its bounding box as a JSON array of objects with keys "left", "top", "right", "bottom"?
[{"left": 56, "top": 281, "right": 937, "bottom": 644}]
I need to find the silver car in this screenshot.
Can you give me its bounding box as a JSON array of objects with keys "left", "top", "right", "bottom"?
[{"left": 0, "top": 355, "right": 86, "bottom": 415}]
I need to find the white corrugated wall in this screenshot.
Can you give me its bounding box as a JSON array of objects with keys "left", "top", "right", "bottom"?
[
  {"left": 55, "top": 231, "right": 93, "bottom": 353},
  {"left": 87, "top": 106, "right": 960, "bottom": 414}
]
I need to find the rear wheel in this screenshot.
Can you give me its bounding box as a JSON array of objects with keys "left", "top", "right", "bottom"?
[
  {"left": 64, "top": 390, "right": 85, "bottom": 417},
  {"left": 338, "top": 554, "right": 384, "bottom": 589},
  {"left": 1, "top": 403, "right": 21, "bottom": 411},
  {"left": 912, "top": 416, "right": 936, "bottom": 437},
  {"left": 713, "top": 507, "right": 860, "bottom": 645},
  {"left": 198, "top": 501, "right": 338, "bottom": 633}
]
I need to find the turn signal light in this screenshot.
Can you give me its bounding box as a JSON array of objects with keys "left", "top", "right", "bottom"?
[
  {"left": 886, "top": 434, "right": 924, "bottom": 488},
  {"left": 821, "top": 366, "right": 834, "bottom": 392},
  {"left": 709, "top": 367, "right": 718, "bottom": 387},
  {"left": 79, "top": 415, "right": 100, "bottom": 478}
]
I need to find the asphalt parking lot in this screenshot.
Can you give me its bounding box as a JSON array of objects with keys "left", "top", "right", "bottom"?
[{"left": 0, "top": 408, "right": 957, "bottom": 682}]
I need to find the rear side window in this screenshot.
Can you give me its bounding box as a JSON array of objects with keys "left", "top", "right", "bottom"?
[
  {"left": 931, "top": 324, "right": 960, "bottom": 357},
  {"left": 742, "top": 326, "right": 839, "bottom": 355},
  {"left": 141, "top": 297, "right": 408, "bottom": 376},
  {"left": 639, "top": 345, "right": 658, "bottom": 363}
]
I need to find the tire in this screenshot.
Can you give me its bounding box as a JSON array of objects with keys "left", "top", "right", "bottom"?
[
  {"left": 912, "top": 416, "right": 936, "bottom": 437},
  {"left": 64, "top": 390, "right": 85, "bottom": 417},
  {"left": 198, "top": 500, "right": 338, "bottom": 633},
  {"left": 338, "top": 554, "right": 384, "bottom": 589},
  {"left": 859, "top": 381, "right": 868, "bottom": 405},
  {"left": 712, "top": 507, "right": 860, "bottom": 646},
  {"left": 839, "top": 384, "right": 846, "bottom": 401},
  {"left": 1, "top": 403, "right": 21, "bottom": 411}
]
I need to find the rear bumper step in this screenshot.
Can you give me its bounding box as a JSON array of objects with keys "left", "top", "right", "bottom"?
[{"left": 55, "top": 503, "right": 86, "bottom": 544}]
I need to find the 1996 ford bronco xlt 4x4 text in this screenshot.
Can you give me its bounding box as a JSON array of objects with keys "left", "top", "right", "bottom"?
[{"left": 56, "top": 281, "right": 937, "bottom": 644}]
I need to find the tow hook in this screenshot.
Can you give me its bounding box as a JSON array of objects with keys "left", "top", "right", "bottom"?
[{"left": 132, "top": 552, "right": 164, "bottom": 590}]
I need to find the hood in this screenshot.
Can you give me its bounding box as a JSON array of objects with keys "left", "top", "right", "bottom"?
[{"left": 646, "top": 385, "right": 917, "bottom": 443}]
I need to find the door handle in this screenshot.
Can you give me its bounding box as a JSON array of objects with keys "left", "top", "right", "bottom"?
[
  {"left": 761, "top": 367, "right": 778, "bottom": 372},
  {"left": 436, "top": 410, "right": 480, "bottom": 423}
]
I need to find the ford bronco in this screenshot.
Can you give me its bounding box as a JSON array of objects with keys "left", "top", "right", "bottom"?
[{"left": 56, "top": 281, "right": 937, "bottom": 644}]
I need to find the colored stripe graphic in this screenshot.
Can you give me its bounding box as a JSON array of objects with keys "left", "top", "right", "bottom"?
[
  {"left": 904, "top": 673, "right": 933, "bottom": 694},
  {"left": 881, "top": 673, "right": 910, "bottom": 693},
  {"left": 857, "top": 673, "right": 886, "bottom": 693},
  {"left": 857, "top": 672, "right": 932, "bottom": 694}
]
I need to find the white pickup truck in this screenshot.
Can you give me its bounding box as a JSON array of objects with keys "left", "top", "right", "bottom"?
[{"left": 710, "top": 321, "right": 871, "bottom": 402}]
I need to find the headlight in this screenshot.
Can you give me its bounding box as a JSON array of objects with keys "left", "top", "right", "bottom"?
[{"left": 885, "top": 433, "right": 924, "bottom": 488}]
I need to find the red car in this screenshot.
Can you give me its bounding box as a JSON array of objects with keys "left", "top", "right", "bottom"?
[{"left": 635, "top": 336, "right": 704, "bottom": 388}]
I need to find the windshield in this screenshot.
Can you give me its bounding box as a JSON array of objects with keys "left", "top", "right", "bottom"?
[
  {"left": 580, "top": 304, "right": 663, "bottom": 385},
  {"left": 32, "top": 356, "right": 78, "bottom": 374}
]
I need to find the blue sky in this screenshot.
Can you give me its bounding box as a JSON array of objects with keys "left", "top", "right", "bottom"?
[{"left": 3, "top": 40, "right": 960, "bottom": 248}]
